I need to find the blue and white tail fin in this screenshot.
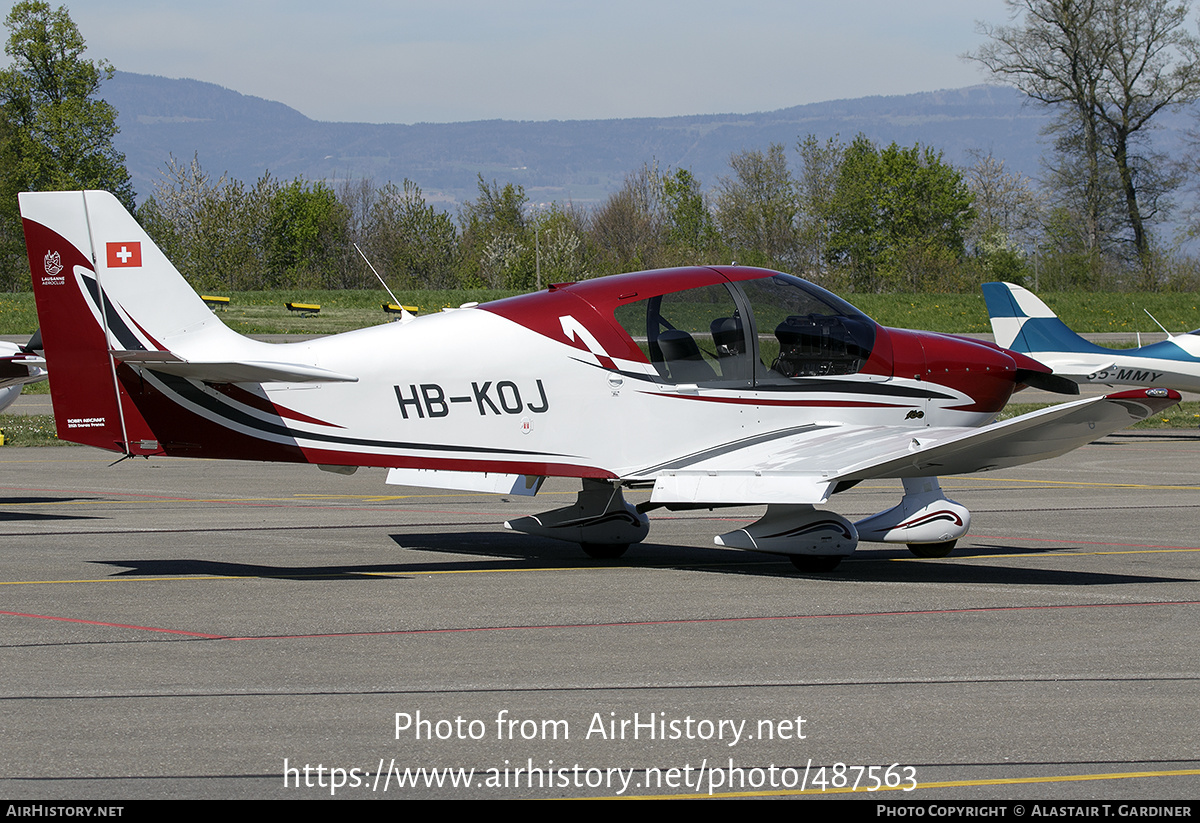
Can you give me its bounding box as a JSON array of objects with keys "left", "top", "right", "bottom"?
[{"left": 981, "top": 281, "right": 1107, "bottom": 355}]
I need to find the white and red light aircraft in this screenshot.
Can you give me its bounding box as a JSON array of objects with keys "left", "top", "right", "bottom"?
[{"left": 19, "top": 191, "right": 1179, "bottom": 571}]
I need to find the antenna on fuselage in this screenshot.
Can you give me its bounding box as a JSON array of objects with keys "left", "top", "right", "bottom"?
[
  {"left": 1144, "top": 308, "right": 1175, "bottom": 341},
  {"left": 354, "top": 243, "right": 414, "bottom": 322}
]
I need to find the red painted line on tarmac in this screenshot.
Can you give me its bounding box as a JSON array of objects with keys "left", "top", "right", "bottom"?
[
  {"left": 0, "top": 610, "right": 227, "bottom": 639},
  {"left": 224, "top": 600, "right": 1200, "bottom": 641},
  {"left": 8, "top": 601, "right": 1197, "bottom": 644},
  {"left": 971, "top": 534, "right": 1199, "bottom": 550}
]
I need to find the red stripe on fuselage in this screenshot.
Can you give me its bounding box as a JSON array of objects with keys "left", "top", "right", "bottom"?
[{"left": 636, "top": 392, "right": 907, "bottom": 409}]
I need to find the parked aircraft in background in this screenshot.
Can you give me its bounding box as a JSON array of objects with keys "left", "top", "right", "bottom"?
[
  {"left": 18, "top": 192, "right": 1179, "bottom": 571},
  {"left": 983, "top": 281, "right": 1200, "bottom": 392},
  {"left": 0, "top": 333, "right": 46, "bottom": 412}
]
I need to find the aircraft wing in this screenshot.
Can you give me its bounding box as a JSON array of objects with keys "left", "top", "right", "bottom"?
[
  {"left": 0, "top": 342, "right": 47, "bottom": 391},
  {"left": 648, "top": 389, "right": 1177, "bottom": 506}
]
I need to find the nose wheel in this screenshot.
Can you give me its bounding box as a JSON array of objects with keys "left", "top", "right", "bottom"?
[
  {"left": 581, "top": 543, "right": 629, "bottom": 559},
  {"left": 907, "top": 540, "right": 956, "bottom": 558},
  {"left": 789, "top": 555, "right": 843, "bottom": 573}
]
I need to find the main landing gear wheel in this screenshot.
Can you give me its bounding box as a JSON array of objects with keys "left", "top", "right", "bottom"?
[
  {"left": 907, "top": 540, "right": 956, "bottom": 558},
  {"left": 789, "top": 555, "right": 843, "bottom": 573},
  {"left": 581, "top": 543, "right": 629, "bottom": 559}
]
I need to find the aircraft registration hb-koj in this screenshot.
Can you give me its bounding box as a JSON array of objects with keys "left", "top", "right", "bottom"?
[
  {"left": 19, "top": 191, "right": 1180, "bottom": 572},
  {"left": 984, "top": 280, "right": 1200, "bottom": 393}
]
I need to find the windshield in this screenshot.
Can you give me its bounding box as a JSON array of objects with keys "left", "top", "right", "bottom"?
[{"left": 736, "top": 273, "right": 876, "bottom": 383}]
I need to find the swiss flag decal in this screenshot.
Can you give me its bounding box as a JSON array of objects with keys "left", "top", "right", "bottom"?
[{"left": 106, "top": 242, "right": 142, "bottom": 268}]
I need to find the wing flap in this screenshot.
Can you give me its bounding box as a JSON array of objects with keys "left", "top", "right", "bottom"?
[
  {"left": 651, "top": 471, "right": 837, "bottom": 506},
  {"left": 386, "top": 468, "right": 545, "bottom": 496}
]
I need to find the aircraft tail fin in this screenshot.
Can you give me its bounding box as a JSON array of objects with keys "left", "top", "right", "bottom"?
[
  {"left": 21, "top": 190, "right": 358, "bottom": 459},
  {"left": 981, "top": 281, "right": 1106, "bottom": 355},
  {"left": 19, "top": 190, "right": 262, "bottom": 454}
]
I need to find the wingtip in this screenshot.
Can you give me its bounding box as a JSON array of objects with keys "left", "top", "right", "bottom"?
[{"left": 1104, "top": 387, "right": 1182, "bottom": 414}]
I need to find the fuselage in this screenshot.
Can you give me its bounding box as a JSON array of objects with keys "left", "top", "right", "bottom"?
[
  {"left": 126, "top": 267, "right": 1036, "bottom": 480},
  {"left": 1036, "top": 334, "right": 1200, "bottom": 392}
]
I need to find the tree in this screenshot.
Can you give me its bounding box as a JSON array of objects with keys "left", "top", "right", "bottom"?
[
  {"left": 138, "top": 154, "right": 278, "bottom": 292},
  {"left": 826, "top": 136, "right": 975, "bottom": 291},
  {"left": 0, "top": 2, "right": 133, "bottom": 207},
  {"left": 458, "top": 175, "right": 532, "bottom": 287},
  {"left": 265, "top": 179, "right": 348, "bottom": 288},
  {"left": 530, "top": 202, "right": 590, "bottom": 283},
  {"left": 589, "top": 164, "right": 664, "bottom": 275},
  {"left": 660, "top": 168, "right": 715, "bottom": 254},
  {"left": 795, "top": 135, "right": 845, "bottom": 275},
  {"left": 971, "top": 0, "right": 1200, "bottom": 277},
  {"left": 0, "top": 2, "right": 133, "bottom": 288},
  {"left": 365, "top": 179, "right": 460, "bottom": 290},
  {"left": 713, "top": 143, "right": 798, "bottom": 267},
  {"left": 965, "top": 150, "right": 1044, "bottom": 282}
]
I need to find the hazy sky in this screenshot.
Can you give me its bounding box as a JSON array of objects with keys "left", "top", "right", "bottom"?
[{"left": 25, "top": 0, "right": 1013, "bottom": 124}]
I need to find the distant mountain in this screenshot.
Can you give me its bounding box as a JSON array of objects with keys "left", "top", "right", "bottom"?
[{"left": 102, "top": 72, "right": 1070, "bottom": 208}]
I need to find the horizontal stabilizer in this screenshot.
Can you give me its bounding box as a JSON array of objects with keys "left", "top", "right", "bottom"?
[
  {"left": 114, "top": 351, "right": 357, "bottom": 384},
  {"left": 0, "top": 345, "right": 47, "bottom": 390}
]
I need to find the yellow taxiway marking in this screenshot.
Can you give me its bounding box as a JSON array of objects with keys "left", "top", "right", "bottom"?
[
  {"left": 621, "top": 767, "right": 1200, "bottom": 799},
  {"left": 897, "top": 547, "right": 1200, "bottom": 561},
  {"left": 0, "top": 458, "right": 100, "bottom": 463},
  {"left": 964, "top": 476, "right": 1200, "bottom": 491}
]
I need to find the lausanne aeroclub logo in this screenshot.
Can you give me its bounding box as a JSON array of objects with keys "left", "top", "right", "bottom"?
[
  {"left": 40, "top": 250, "right": 65, "bottom": 286},
  {"left": 106, "top": 242, "right": 142, "bottom": 268},
  {"left": 43, "top": 250, "right": 62, "bottom": 276}
]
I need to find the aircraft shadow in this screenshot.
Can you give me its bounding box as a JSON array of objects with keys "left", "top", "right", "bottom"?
[
  {"left": 389, "top": 532, "right": 1192, "bottom": 587},
  {"left": 0, "top": 512, "right": 100, "bottom": 522},
  {"left": 0, "top": 495, "right": 102, "bottom": 522},
  {"left": 88, "top": 533, "right": 1192, "bottom": 586},
  {"left": 93, "top": 558, "right": 438, "bottom": 580},
  {"left": 837, "top": 555, "right": 1191, "bottom": 586},
  {"left": 388, "top": 530, "right": 751, "bottom": 567},
  {"left": 90, "top": 532, "right": 751, "bottom": 580},
  {"left": 1105, "top": 431, "right": 1200, "bottom": 441}
]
